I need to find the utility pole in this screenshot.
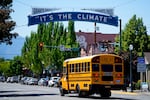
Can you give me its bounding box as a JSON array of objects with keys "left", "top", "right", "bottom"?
[
  {"left": 94, "top": 22, "right": 96, "bottom": 45},
  {"left": 119, "top": 19, "right": 122, "bottom": 52},
  {"left": 93, "top": 22, "right": 96, "bottom": 55}
]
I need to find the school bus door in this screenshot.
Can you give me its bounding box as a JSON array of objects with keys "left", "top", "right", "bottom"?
[{"left": 61, "top": 65, "right": 69, "bottom": 90}]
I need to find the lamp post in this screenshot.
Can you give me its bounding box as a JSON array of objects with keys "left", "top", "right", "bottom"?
[{"left": 129, "top": 44, "right": 133, "bottom": 92}]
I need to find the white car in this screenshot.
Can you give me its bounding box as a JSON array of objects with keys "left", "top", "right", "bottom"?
[{"left": 48, "top": 77, "right": 60, "bottom": 87}]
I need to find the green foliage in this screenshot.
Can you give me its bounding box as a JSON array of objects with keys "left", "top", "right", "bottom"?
[
  {"left": 0, "top": 59, "right": 10, "bottom": 76},
  {"left": 114, "top": 15, "right": 150, "bottom": 83},
  {"left": 135, "top": 80, "right": 141, "bottom": 90},
  {"left": 115, "top": 15, "right": 150, "bottom": 56},
  {"left": 0, "top": 56, "right": 23, "bottom": 76},
  {"left": 0, "top": 0, "right": 18, "bottom": 44},
  {"left": 9, "top": 56, "right": 23, "bottom": 76},
  {"left": 21, "top": 21, "right": 79, "bottom": 76}
]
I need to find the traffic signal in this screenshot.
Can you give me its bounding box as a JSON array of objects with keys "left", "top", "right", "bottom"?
[{"left": 39, "top": 42, "right": 44, "bottom": 51}]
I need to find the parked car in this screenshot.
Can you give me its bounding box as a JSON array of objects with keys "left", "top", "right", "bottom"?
[
  {"left": 6, "top": 77, "right": 12, "bottom": 83},
  {"left": 27, "top": 78, "right": 38, "bottom": 85},
  {"left": 24, "top": 77, "right": 32, "bottom": 85},
  {"left": 20, "top": 77, "right": 28, "bottom": 84},
  {"left": 0, "top": 76, "right": 5, "bottom": 82},
  {"left": 48, "top": 77, "right": 60, "bottom": 87},
  {"left": 10, "top": 76, "right": 19, "bottom": 83},
  {"left": 38, "top": 78, "right": 48, "bottom": 86}
]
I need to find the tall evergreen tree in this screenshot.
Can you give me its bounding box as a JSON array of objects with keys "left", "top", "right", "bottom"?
[
  {"left": 0, "top": 0, "right": 18, "bottom": 44},
  {"left": 66, "top": 20, "right": 76, "bottom": 46}
]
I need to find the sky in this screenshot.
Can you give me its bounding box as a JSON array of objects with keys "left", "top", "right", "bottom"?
[{"left": 12, "top": 0, "right": 150, "bottom": 37}]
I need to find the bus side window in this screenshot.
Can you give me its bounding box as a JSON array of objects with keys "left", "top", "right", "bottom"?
[
  {"left": 76, "top": 63, "right": 79, "bottom": 72},
  {"left": 82, "top": 63, "right": 84, "bottom": 72},
  {"left": 87, "top": 62, "right": 90, "bottom": 71},
  {"left": 72, "top": 64, "right": 75, "bottom": 72},
  {"left": 84, "top": 62, "right": 86, "bottom": 72},
  {"left": 79, "top": 63, "right": 81, "bottom": 72},
  {"left": 70, "top": 64, "right": 71, "bottom": 73},
  {"left": 78, "top": 63, "right": 80, "bottom": 72}
]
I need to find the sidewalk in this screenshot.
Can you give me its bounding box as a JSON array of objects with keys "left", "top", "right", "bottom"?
[
  {"left": 133, "top": 90, "right": 150, "bottom": 95},
  {"left": 112, "top": 90, "right": 150, "bottom": 95}
]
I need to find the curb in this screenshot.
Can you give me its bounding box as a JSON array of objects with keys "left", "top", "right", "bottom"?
[{"left": 112, "top": 90, "right": 150, "bottom": 95}]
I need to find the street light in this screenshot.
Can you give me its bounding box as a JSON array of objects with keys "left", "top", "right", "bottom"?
[{"left": 129, "top": 44, "right": 133, "bottom": 92}]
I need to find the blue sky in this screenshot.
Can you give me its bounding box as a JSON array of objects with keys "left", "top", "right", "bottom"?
[
  {"left": 12, "top": 0, "right": 150, "bottom": 37},
  {"left": 1, "top": 0, "right": 149, "bottom": 59}
]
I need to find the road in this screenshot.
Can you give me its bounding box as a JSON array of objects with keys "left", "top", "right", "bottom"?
[{"left": 0, "top": 82, "right": 150, "bottom": 100}]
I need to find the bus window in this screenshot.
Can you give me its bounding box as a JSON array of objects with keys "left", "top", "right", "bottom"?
[
  {"left": 84, "top": 62, "right": 86, "bottom": 72},
  {"left": 79, "top": 63, "right": 81, "bottom": 72},
  {"left": 82, "top": 63, "right": 84, "bottom": 72},
  {"left": 78, "top": 63, "right": 80, "bottom": 72},
  {"left": 115, "top": 65, "right": 122, "bottom": 72},
  {"left": 69, "top": 64, "right": 71, "bottom": 73},
  {"left": 87, "top": 62, "right": 90, "bottom": 71},
  {"left": 76, "top": 63, "right": 79, "bottom": 72},
  {"left": 92, "top": 64, "right": 99, "bottom": 71},
  {"left": 86, "top": 62, "right": 90, "bottom": 71},
  {"left": 75, "top": 64, "right": 77, "bottom": 72},
  {"left": 102, "top": 64, "right": 113, "bottom": 72},
  {"left": 72, "top": 64, "right": 75, "bottom": 72}
]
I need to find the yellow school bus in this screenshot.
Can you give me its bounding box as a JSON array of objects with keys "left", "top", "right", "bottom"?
[{"left": 59, "top": 54, "right": 124, "bottom": 97}]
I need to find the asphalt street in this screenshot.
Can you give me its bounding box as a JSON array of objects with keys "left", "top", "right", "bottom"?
[{"left": 0, "top": 82, "right": 150, "bottom": 100}]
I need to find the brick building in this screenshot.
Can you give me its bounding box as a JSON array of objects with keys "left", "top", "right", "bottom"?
[{"left": 76, "top": 31, "right": 119, "bottom": 56}]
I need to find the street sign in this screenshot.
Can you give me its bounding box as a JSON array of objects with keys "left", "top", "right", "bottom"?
[
  {"left": 137, "top": 63, "right": 146, "bottom": 72},
  {"left": 137, "top": 57, "right": 146, "bottom": 72},
  {"left": 137, "top": 57, "right": 145, "bottom": 63}
]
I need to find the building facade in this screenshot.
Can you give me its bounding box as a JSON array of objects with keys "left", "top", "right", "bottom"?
[{"left": 76, "top": 31, "right": 118, "bottom": 56}]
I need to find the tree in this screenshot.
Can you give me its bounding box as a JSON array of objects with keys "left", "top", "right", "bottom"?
[
  {"left": 0, "top": 58, "right": 10, "bottom": 76},
  {"left": 9, "top": 56, "right": 23, "bottom": 76},
  {"left": 115, "top": 15, "right": 150, "bottom": 82},
  {"left": 21, "top": 21, "right": 80, "bottom": 76},
  {"left": 115, "top": 15, "right": 150, "bottom": 56},
  {"left": 0, "top": 0, "right": 18, "bottom": 44},
  {"left": 66, "top": 20, "right": 76, "bottom": 46}
]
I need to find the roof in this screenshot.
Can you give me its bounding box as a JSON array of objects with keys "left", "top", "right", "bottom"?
[
  {"left": 64, "top": 53, "right": 121, "bottom": 63},
  {"left": 76, "top": 32, "right": 118, "bottom": 44},
  {"left": 64, "top": 55, "right": 96, "bottom": 62}
]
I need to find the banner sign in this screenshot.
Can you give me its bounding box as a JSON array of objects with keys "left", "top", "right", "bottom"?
[{"left": 28, "top": 12, "right": 118, "bottom": 26}]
